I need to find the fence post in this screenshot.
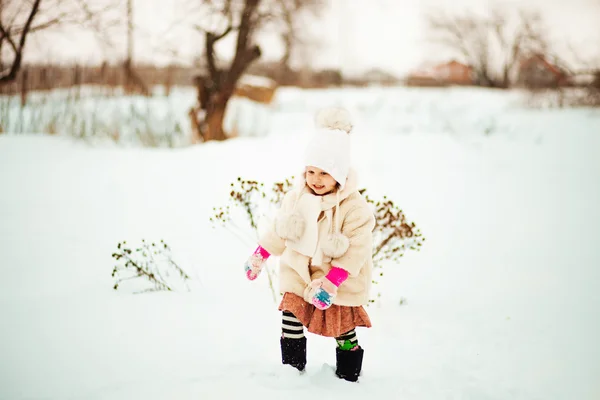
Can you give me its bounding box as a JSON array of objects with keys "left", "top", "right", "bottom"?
[
  {"left": 74, "top": 64, "right": 81, "bottom": 100},
  {"left": 20, "top": 68, "right": 29, "bottom": 107},
  {"left": 165, "top": 65, "right": 174, "bottom": 96}
]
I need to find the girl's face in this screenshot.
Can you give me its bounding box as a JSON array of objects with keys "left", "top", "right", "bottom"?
[{"left": 305, "top": 166, "right": 338, "bottom": 195}]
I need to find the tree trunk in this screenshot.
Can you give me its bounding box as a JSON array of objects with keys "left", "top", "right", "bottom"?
[
  {"left": 0, "top": 40, "right": 3, "bottom": 94},
  {"left": 195, "top": 0, "right": 262, "bottom": 142},
  {"left": 205, "top": 94, "right": 229, "bottom": 141},
  {"left": 125, "top": 0, "right": 133, "bottom": 92},
  {"left": 502, "top": 66, "right": 510, "bottom": 88},
  {"left": 122, "top": 0, "right": 148, "bottom": 95}
]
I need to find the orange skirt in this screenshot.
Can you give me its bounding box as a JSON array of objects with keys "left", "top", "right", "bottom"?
[{"left": 278, "top": 292, "right": 372, "bottom": 338}]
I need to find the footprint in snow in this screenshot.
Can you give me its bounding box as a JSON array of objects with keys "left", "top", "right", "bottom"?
[{"left": 250, "top": 364, "right": 307, "bottom": 390}]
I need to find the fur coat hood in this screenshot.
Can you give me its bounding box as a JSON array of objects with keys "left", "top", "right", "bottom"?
[{"left": 274, "top": 168, "right": 360, "bottom": 266}]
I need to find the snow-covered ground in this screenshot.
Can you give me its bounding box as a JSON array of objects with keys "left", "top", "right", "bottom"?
[{"left": 1, "top": 86, "right": 599, "bottom": 400}]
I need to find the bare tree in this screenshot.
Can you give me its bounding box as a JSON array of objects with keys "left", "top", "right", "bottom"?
[
  {"left": 427, "top": 8, "right": 548, "bottom": 88},
  {"left": 190, "top": 0, "right": 323, "bottom": 142},
  {"left": 0, "top": 0, "right": 2, "bottom": 71},
  {"left": 560, "top": 47, "right": 600, "bottom": 107},
  {"left": 276, "top": 0, "right": 324, "bottom": 82},
  {"left": 193, "top": 0, "right": 262, "bottom": 142},
  {"left": 0, "top": 0, "right": 120, "bottom": 86},
  {"left": 0, "top": 0, "right": 42, "bottom": 84}
]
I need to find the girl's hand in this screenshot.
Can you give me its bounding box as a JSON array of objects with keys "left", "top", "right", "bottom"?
[
  {"left": 305, "top": 277, "right": 338, "bottom": 310},
  {"left": 244, "top": 246, "right": 270, "bottom": 280},
  {"left": 305, "top": 267, "right": 349, "bottom": 310}
]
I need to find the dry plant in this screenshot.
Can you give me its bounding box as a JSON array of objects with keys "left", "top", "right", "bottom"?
[
  {"left": 210, "top": 177, "right": 295, "bottom": 302},
  {"left": 211, "top": 176, "right": 424, "bottom": 304},
  {"left": 361, "top": 190, "right": 424, "bottom": 303},
  {"left": 111, "top": 239, "right": 191, "bottom": 293},
  {"left": 0, "top": 89, "right": 186, "bottom": 147}
]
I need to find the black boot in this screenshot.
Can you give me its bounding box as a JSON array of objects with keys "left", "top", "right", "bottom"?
[
  {"left": 280, "top": 337, "right": 306, "bottom": 372},
  {"left": 335, "top": 346, "right": 364, "bottom": 382}
]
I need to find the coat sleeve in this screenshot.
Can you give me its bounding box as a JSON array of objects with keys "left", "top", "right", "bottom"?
[
  {"left": 331, "top": 203, "right": 376, "bottom": 278},
  {"left": 258, "top": 190, "right": 296, "bottom": 256}
]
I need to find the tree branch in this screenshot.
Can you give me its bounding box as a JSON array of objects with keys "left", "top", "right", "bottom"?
[
  {"left": 205, "top": 23, "right": 234, "bottom": 84},
  {"left": 214, "top": 24, "right": 233, "bottom": 41},
  {"left": 205, "top": 31, "right": 219, "bottom": 82},
  {"left": 0, "top": 0, "right": 41, "bottom": 84},
  {"left": 0, "top": 24, "right": 19, "bottom": 53},
  {"left": 71, "top": 0, "right": 122, "bottom": 48},
  {"left": 226, "top": 0, "right": 261, "bottom": 88},
  {"left": 198, "top": 7, "right": 235, "bottom": 83},
  {"left": 428, "top": 13, "right": 475, "bottom": 62},
  {"left": 6, "top": 10, "right": 73, "bottom": 36}
]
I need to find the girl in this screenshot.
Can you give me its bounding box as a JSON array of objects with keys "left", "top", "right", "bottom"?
[{"left": 244, "top": 107, "right": 375, "bottom": 382}]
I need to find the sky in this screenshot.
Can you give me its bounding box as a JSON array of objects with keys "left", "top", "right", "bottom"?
[{"left": 24, "top": 0, "right": 600, "bottom": 77}]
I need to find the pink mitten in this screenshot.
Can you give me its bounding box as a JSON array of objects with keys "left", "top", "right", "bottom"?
[
  {"left": 244, "top": 246, "right": 270, "bottom": 281},
  {"left": 306, "top": 267, "right": 349, "bottom": 310}
]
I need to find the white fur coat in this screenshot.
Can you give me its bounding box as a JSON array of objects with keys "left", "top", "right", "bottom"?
[{"left": 259, "top": 169, "right": 376, "bottom": 306}]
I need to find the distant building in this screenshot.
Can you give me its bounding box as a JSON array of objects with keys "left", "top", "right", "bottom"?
[
  {"left": 313, "top": 69, "right": 344, "bottom": 87},
  {"left": 405, "top": 60, "right": 474, "bottom": 86},
  {"left": 404, "top": 71, "right": 443, "bottom": 87},
  {"left": 517, "top": 54, "right": 570, "bottom": 88},
  {"left": 431, "top": 60, "right": 474, "bottom": 85},
  {"left": 362, "top": 69, "right": 399, "bottom": 85}
]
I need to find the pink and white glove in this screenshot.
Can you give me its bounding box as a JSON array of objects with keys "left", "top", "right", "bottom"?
[
  {"left": 305, "top": 267, "right": 349, "bottom": 310},
  {"left": 244, "top": 246, "right": 270, "bottom": 281}
]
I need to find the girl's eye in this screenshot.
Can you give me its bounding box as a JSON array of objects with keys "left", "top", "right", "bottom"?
[
  {"left": 307, "top": 170, "right": 314, "bottom": 175},
  {"left": 320, "top": 172, "right": 328, "bottom": 176}
]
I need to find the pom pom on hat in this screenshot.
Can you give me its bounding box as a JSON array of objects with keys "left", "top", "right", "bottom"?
[{"left": 315, "top": 107, "right": 353, "bottom": 133}]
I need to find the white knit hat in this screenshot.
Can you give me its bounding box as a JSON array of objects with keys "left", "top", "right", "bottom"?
[{"left": 304, "top": 107, "right": 353, "bottom": 189}]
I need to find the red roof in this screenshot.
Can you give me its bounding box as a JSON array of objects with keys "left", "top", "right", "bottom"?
[
  {"left": 520, "top": 54, "right": 565, "bottom": 78},
  {"left": 433, "top": 60, "right": 472, "bottom": 70}
]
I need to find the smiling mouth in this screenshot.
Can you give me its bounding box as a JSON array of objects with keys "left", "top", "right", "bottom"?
[{"left": 313, "top": 185, "right": 325, "bottom": 190}]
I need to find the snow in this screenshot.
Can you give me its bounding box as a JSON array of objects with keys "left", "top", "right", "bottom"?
[
  {"left": 1, "top": 86, "right": 599, "bottom": 400},
  {"left": 238, "top": 74, "right": 278, "bottom": 89}
]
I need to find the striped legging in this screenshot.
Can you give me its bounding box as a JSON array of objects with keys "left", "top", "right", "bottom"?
[{"left": 281, "top": 311, "right": 358, "bottom": 348}]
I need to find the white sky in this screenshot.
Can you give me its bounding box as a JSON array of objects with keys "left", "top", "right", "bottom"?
[{"left": 26, "top": 0, "right": 600, "bottom": 76}]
